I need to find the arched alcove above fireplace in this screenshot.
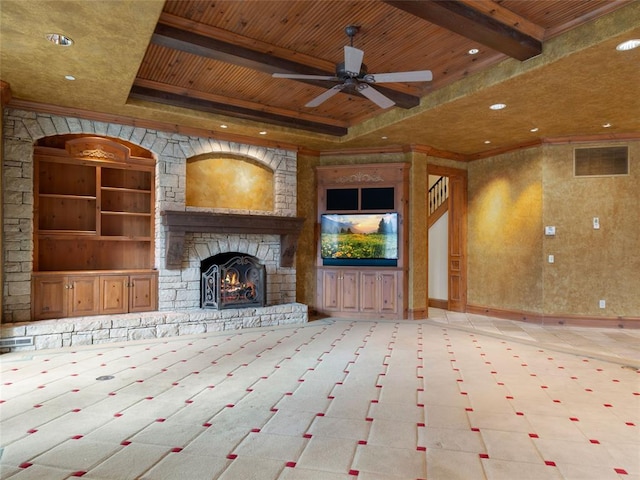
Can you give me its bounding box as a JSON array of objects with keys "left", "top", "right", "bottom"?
[{"left": 186, "top": 154, "right": 274, "bottom": 211}]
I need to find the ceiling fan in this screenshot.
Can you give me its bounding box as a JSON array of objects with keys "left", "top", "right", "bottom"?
[{"left": 272, "top": 25, "right": 433, "bottom": 109}]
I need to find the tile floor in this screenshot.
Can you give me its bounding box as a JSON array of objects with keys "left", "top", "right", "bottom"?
[{"left": 1, "top": 309, "right": 638, "bottom": 480}]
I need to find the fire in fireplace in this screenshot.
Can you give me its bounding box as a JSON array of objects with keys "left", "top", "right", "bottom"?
[{"left": 201, "top": 252, "right": 266, "bottom": 309}]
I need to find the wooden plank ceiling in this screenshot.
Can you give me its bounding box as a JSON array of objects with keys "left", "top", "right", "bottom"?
[{"left": 129, "top": 0, "right": 623, "bottom": 136}]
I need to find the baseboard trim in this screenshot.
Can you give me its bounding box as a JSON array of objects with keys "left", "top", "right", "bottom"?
[
  {"left": 428, "top": 298, "right": 448, "bottom": 310},
  {"left": 466, "top": 304, "right": 640, "bottom": 329},
  {"left": 408, "top": 308, "right": 428, "bottom": 320}
]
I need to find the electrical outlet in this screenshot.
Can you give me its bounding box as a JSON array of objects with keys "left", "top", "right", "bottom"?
[
  {"left": 548, "top": 255, "right": 555, "bottom": 264},
  {"left": 593, "top": 217, "right": 600, "bottom": 229},
  {"left": 599, "top": 299, "right": 606, "bottom": 309}
]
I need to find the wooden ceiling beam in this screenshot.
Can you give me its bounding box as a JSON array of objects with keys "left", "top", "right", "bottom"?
[
  {"left": 383, "top": 0, "right": 543, "bottom": 61},
  {"left": 133, "top": 78, "right": 349, "bottom": 129},
  {"left": 129, "top": 85, "right": 348, "bottom": 136},
  {"left": 151, "top": 24, "right": 421, "bottom": 109}
]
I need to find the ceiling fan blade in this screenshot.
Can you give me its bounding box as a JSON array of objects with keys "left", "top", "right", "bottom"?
[
  {"left": 358, "top": 84, "right": 395, "bottom": 109},
  {"left": 344, "top": 46, "right": 364, "bottom": 76},
  {"left": 273, "top": 73, "right": 338, "bottom": 81},
  {"left": 368, "top": 70, "right": 433, "bottom": 83},
  {"left": 305, "top": 84, "right": 345, "bottom": 108}
]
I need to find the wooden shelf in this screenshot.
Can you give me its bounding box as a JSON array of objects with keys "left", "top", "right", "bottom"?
[
  {"left": 101, "top": 186, "right": 151, "bottom": 194},
  {"left": 101, "top": 211, "right": 152, "bottom": 217},
  {"left": 39, "top": 193, "right": 97, "bottom": 200},
  {"left": 34, "top": 136, "right": 155, "bottom": 273}
]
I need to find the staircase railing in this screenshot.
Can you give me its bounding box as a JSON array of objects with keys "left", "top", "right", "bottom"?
[{"left": 428, "top": 176, "right": 449, "bottom": 216}]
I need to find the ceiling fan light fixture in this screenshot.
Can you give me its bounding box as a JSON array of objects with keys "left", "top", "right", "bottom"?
[
  {"left": 46, "top": 33, "right": 73, "bottom": 46},
  {"left": 616, "top": 39, "right": 640, "bottom": 51},
  {"left": 272, "top": 24, "right": 432, "bottom": 109}
]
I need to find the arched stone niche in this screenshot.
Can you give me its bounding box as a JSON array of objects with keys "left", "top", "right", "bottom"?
[{"left": 186, "top": 154, "right": 274, "bottom": 211}]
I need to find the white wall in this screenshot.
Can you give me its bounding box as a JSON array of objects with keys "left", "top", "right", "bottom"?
[{"left": 428, "top": 211, "right": 448, "bottom": 300}]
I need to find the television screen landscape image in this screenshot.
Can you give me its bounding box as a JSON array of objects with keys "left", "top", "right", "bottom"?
[{"left": 321, "top": 213, "right": 398, "bottom": 265}]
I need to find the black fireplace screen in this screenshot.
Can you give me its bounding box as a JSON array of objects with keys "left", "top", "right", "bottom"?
[{"left": 201, "top": 252, "right": 266, "bottom": 309}]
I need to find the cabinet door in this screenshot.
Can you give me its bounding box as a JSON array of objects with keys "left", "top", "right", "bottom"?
[
  {"left": 68, "top": 275, "right": 100, "bottom": 317},
  {"left": 32, "top": 275, "right": 67, "bottom": 320},
  {"left": 360, "top": 271, "right": 399, "bottom": 315},
  {"left": 100, "top": 275, "right": 129, "bottom": 314},
  {"left": 321, "top": 270, "right": 340, "bottom": 311},
  {"left": 341, "top": 271, "right": 359, "bottom": 312},
  {"left": 378, "top": 272, "right": 399, "bottom": 314},
  {"left": 129, "top": 273, "right": 158, "bottom": 312},
  {"left": 359, "top": 272, "right": 379, "bottom": 313}
]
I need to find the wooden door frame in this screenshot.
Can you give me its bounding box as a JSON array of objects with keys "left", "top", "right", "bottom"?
[{"left": 427, "top": 165, "right": 468, "bottom": 312}]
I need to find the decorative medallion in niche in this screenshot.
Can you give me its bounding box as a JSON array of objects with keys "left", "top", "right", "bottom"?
[{"left": 186, "top": 154, "right": 274, "bottom": 211}]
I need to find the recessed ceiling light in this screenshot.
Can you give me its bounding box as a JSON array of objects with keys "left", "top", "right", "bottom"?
[
  {"left": 530, "top": 127, "right": 539, "bottom": 132},
  {"left": 468, "top": 48, "right": 479, "bottom": 55},
  {"left": 220, "top": 124, "right": 228, "bottom": 129},
  {"left": 64, "top": 75, "right": 76, "bottom": 81},
  {"left": 490, "top": 103, "right": 506, "bottom": 110},
  {"left": 484, "top": 140, "right": 491, "bottom": 144},
  {"left": 259, "top": 131, "right": 267, "bottom": 135},
  {"left": 616, "top": 39, "right": 640, "bottom": 51},
  {"left": 46, "top": 33, "right": 73, "bottom": 46},
  {"left": 381, "top": 136, "right": 388, "bottom": 140},
  {"left": 602, "top": 123, "right": 612, "bottom": 128}
]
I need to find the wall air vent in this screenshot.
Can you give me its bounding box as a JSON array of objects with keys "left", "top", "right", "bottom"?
[
  {"left": 0, "top": 336, "right": 34, "bottom": 348},
  {"left": 574, "top": 146, "right": 629, "bottom": 177}
]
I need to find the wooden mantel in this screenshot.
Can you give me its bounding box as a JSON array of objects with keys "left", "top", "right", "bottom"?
[{"left": 161, "top": 210, "right": 305, "bottom": 269}]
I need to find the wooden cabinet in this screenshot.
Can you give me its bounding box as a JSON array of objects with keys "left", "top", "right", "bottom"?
[
  {"left": 317, "top": 268, "right": 401, "bottom": 318},
  {"left": 33, "top": 271, "right": 158, "bottom": 320},
  {"left": 128, "top": 274, "right": 158, "bottom": 312},
  {"left": 320, "top": 269, "right": 359, "bottom": 313},
  {"left": 32, "top": 136, "right": 157, "bottom": 320},
  {"left": 315, "top": 163, "right": 409, "bottom": 319},
  {"left": 32, "top": 274, "right": 100, "bottom": 320},
  {"left": 360, "top": 271, "right": 400, "bottom": 315},
  {"left": 100, "top": 275, "right": 130, "bottom": 315}
]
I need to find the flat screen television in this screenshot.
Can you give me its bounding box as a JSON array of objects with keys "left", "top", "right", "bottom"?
[{"left": 320, "top": 212, "right": 398, "bottom": 266}]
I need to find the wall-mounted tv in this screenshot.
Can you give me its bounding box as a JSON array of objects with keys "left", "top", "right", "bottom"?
[{"left": 320, "top": 213, "right": 399, "bottom": 266}]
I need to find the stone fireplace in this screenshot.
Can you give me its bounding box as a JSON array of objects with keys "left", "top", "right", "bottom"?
[{"left": 1, "top": 109, "right": 308, "bottom": 350}]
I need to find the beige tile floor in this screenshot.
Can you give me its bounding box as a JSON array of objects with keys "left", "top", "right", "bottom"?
[{"left": 1, "top": 309, "right": 639, "bottom": 480}]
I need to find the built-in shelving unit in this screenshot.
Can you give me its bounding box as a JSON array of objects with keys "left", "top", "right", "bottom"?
[
  {"left": 315, "top": 163, "right": 409, "bottom": 319},
  {"left": 32, "top": 136, "right": 157, "bottom": 320}
]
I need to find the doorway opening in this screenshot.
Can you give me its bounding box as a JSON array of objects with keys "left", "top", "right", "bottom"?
[{"left": 427, "top": 166, "right": 467, "bottom": 312}]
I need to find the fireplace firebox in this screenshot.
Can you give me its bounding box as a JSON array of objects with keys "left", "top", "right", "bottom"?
[{"left": 201, "top": 253, "right": 266, "bottom": 309}]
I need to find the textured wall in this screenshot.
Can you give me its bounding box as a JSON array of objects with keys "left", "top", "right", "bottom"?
[
  {"left": 186, "top": 155, "right": 274, "bottom": 211},
  {"left": 408, "top": 152, "right": 428, "bottom": 315},
  {"left": 467, "top": 148, "right": 544, "bottom": 313},
  {"left": 542, "top": 142, "right": 639, "bottom": 317},
  {"left": 296, "top": 152, "right": 319, "bottom": 308},
  {"left": 468, "top": 141, "right": 639, "bottom": 320}
]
